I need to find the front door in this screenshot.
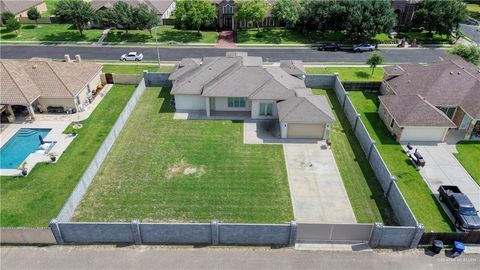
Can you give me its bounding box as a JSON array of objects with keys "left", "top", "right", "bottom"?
[{"left": 224, "top": 16, "right": 232, "bottom": 29}]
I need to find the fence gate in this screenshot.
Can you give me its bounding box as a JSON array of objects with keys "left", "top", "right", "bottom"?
[
  {"left": 105, "top": 73, "right": 114, "bottom": 84},
  {"left": 296, "top": 223, "right": 374, "bottom": 244}
]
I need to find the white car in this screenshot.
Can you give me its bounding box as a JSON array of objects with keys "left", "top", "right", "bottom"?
[
  {"left": 120, "top": 52, "right": 143, "bottom": 61},
  {"left": 353, "top": 43, "right": 376, "bottom": 52}
]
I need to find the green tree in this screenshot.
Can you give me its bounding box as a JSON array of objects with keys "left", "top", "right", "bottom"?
[
  {"left": 451, "top": 44, "right": 480, "bottom": 65},
  {"left": 366, "top": 52, "right": 384, "bottom": 76},
  {"left": 133, "top": 4, "right": 159, "bottom": 37},
  {"left": 236, "top": 0, "right": 269, "bottom": 31},
  {"left": 300, "top": 0, "right": 348, "bottom": 33},
  {"left": 96, "top": 8, "right": 116, "bottom": 28},
  {"left": 413, "top": 0, "right": 468, "bottom": 36},
  {"left": 271, "top": 0, "right": 301, "bottom": 32},
  {"left": 173, "top": 0, "right": 216, "bottom": 35},
  {"left": 5, "top": 18, "right": 21, "bottom": 34},
  {"left": 343, "top": 0, "right": 396, "bottom": 42},
  {"left": 27, "top": 7, "right": 41, "bottom": 25},
  {"left": 111, "top": 1, "right": 134, "bottom": 34},
  {"left": 1, "top": 11, "right": 15, "bottom": 25},
  {"left": 54, "top": 0, "right": 96, "bottom": 37}
]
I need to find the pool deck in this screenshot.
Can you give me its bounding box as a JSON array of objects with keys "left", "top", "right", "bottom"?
[{"left": 0, "top": 121, "right": 75, "bottom": 176}]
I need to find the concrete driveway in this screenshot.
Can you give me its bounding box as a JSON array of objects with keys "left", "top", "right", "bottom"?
[
  {"left": 283, "top": 142, "right": 356, "bottom": 223},
  {"left": 407, "top": 143, "right": 480, "bottom": 210}
]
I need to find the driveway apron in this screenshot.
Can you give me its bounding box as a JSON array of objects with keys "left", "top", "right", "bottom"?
[{"left": 283, "top": 143, "right": 356, "bottom": 223}]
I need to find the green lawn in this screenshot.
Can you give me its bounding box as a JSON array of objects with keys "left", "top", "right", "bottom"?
[
  {"left": 401, "top": 31, "right": 452, "bottom": 43},
  {"left": 42, "top": 0, "right": 58, "bottom": 16},
  {"left": 0, "top": 85, "right": 136, "bottom": 227},
  {"left": 103, "top": 64, "right": 173, "bottom": 74},
  {"left": 467, "top": 3, "right": 480, "bottom": 20},
  {"left": 105, "top": 26, "right": 219, "bottom": 43},
  {"left": 73, "top": 87, "right": 293, "bottom": 223},
  {"left": 236, "top": 28, "right": 310, "bottom": 44},
  {"left": 348, "top": 92, "right": 454, "bottom": 232},
  {"left": 455, "top": 141, "right": 480, "bottom": 186},
  {"left": 306, "top": 67, "right": 384, "bottom": 82},
  {"left": 313, "top": 89, "right": 397, "bottom": 225},
  {"left": 0, "top": 24, "right": 102, "bottom": 42}
]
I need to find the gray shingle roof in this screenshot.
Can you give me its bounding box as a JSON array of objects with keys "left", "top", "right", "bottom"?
[
  {"left": 0, "top": 59, "right": 102, "bottom": 105},
  {"left": 0, "top": 0, "right": 44, "bottom": 15},
  {"left": 280, "top": 60, "right": 306, "bottom": 77},
  {"left": 384, "top": 56, "right": 480, "bottom": 119},
  {"left": 379, "top": 95, "right": 456, "bottom": 128},
  {"left": 278, "top": 96, "right": 335, "bottom": 124}
]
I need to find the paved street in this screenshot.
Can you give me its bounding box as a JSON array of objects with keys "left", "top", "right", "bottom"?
[
  {"left": 1, "top": 246, "right": 479, "bottom": 270},
  {"left": 0, "top": 45, "right": 447, "bottom": 63},
  {"left": 460, "top": 24, "right": 480, "bottom": 45}
]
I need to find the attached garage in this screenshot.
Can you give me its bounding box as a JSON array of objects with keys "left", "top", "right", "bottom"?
[
  {"left": 278, "top": 96, "right": 335, "bottom": 140},
  {"left": 286, "top": 123, "right": 326, "bottom": 139},
  {"left": 399, "top": 127, "right": 448, "bottom": 142},
  {"left": 174, "top": 94, "right": 206, "bottom": 110}
]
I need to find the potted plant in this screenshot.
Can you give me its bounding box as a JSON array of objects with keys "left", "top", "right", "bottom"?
[
  {"left": 18, "top": 162, "right": 28, "bottom": 176},
  {"left": 48, "top": 152, "right": 58, "bottom": 162}
]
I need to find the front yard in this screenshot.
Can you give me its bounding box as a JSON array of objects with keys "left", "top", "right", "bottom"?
[
  {"left": 0, "top": 24, "right": 102, "bottom": 42},
  {"left": 73, "top": 87, "right": 293, "bottom": 223},
  {"left": 103, "top": 64, "right": 174, "bottom": 74},
  {"left": 105, "top": 26, "right": 219, "bottom": 44},
  {"left": 236, "top": 28, "right": 310, "bottom": 44},
  {"left": 348, "top": 92, "right": 454, "bottom": 232},
  {"left": 313, "top": 89, "right": 396, "bottom": 225},
  {"left": 0, "top": 85, "right": 136, "bottom": 227},
  {"left": 306, "top": 67, "right": 384, "bottom": 82},
  {"left": 467, "top": 3, "right": 480, "bottom": 20},
  {"left": 455, "top": 141, "right": 480, "bottom": 186}
]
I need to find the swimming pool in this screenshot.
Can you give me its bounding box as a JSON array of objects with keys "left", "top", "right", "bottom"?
[{"left": 0, "top": 128, "right": 52, "bottom": 169}]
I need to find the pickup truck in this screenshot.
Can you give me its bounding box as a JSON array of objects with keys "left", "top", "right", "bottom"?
[{"left": 438, "top": 185, "right": 480, "bottom": 231}]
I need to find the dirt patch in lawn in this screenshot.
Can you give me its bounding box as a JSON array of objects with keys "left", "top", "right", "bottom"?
[{"left": 165, "top": 159, "right": 205, "bottom": 179}]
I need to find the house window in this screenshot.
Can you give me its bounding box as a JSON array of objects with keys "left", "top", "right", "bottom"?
[
  {"left": 262, "top": 18, "right": 268, "bottom": 26},
  {"left": 228, "top": 97, "right": 246, "bottom": 108},
  {"left": 240, "top": 20, "right": 246, "bottom": 28},
  {"left": 247, "top": 21, "right": 253, "bottom": 28},
  {"left": 438, "top": 107, "right": 456, "bottom": 119},
  {"left": 223, "top": 4, "right": 233, "bottom": 14},
  {"left": 269, "top": 17, "right": 274, "bottom": 26},
  {"left": 259, "top": 103, "right": 273, "bottom": 116},
  {"left": 389, "top": 118, "right": 395, "bottom": 129}
]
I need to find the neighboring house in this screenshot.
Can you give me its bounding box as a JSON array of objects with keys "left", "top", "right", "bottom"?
[
  {"left": 0, "top": 0, "right": 47, "bottom": 19},
  {"left": 0, "top": 58, "right": 102, "bottom": 122},
  {"left": 391, "top": 0, "right": 420, "bottom": 28},
  {"left": 379, "top": 56, "right": 480, "bottom": 142},
  {"left": 212, "top": 0, "right": 279, "bottom": 30},
  {"left": 169, "top": 52, "right": 335, "bottom": 140},
  {"left": 89, "top": 0, "right": 176, "bottom": 20}
]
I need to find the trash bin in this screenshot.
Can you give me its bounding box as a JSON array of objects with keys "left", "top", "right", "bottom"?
[
  {"left": 451, "top": 241, "right": 465, "bottom": 257},
  {"left": 431, "top": 240, "right": 443, "bottom": 254}
]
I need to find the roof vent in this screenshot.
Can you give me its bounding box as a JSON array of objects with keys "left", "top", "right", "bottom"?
[
  {"left": 32, "top": 65, "right": 37, "bottom": 69},
  {"left": 450, "top": 71, "right": 453, "bottom": 75},
  {"left": 457, "top": 71, "right": 461, "bottom": 75}
]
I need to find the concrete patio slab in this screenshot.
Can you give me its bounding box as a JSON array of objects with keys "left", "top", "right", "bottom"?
[{"left": 284, "top": 142, "right": 356, "bottom": 223}]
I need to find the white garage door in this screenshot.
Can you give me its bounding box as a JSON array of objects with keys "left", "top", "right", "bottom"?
[
  {"left": 287, "top": 123, "right": 325, "bottom": 139},
  {"left": 400, "top": 127, "right": 447, "bottom": 142},
  {"left": 174, "top": 95, "right": 206, "bottom": 110}
]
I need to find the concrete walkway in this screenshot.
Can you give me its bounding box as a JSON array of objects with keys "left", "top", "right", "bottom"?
[
  {"left": 283, "top": 142, "right": 356, "bottom": 223},
  {"left": 215, "top": 31, "right": 237, "bottom": 48},
  {"left": 92, "top": 28, "right": 111, "bottom": 46},
  {"left": 405, "top": 143, "right": 480, "bottom": 211}
]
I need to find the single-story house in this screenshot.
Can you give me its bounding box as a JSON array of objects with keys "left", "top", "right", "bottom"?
[
  {"left": 0, "top": 58, "right": 103, "bottom": 122},
  {"left": 380, "top": 56, "right": 480, "bottom": 142},
  {"left": 169, "top": 52, "right": 335, "bottom": 140},
  {"left": 90, "top": 0, "right": 176, "bottom": 20},
  {"left": 0, "top": 0, "right": 47, "bottom": 19}
]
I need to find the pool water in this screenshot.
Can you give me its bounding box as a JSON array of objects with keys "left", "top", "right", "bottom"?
[{"left": 0, "top": 128, "right": 52, "bottom": 169}]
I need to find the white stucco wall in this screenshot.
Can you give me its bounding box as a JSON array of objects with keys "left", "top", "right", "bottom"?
[
  {"left": 214, "top": 97, "right": 251, "bottom": 112},
  {"left": 37, "top": 97, "right": 76, "bottom": 111},
  {"left": 251, "top": 100, "right": 278, "bottom": 120},
  {"left": 175, "top": 94, "right": 206, "bottom": 110},
  {"left": 399, "top": 127, "right": 449, "bottom": 142}
]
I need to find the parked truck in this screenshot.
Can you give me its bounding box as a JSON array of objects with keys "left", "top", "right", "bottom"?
[{"left": 438, "top": 185, "right": 480, "bottom": 231}]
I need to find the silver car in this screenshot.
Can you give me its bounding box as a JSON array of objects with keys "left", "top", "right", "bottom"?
[
  {"left": 120, "top": 52, "right": 143, "bottom": 61},
  {"left": 353, "top": 43, "right": 376, "bottom": 52}
]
